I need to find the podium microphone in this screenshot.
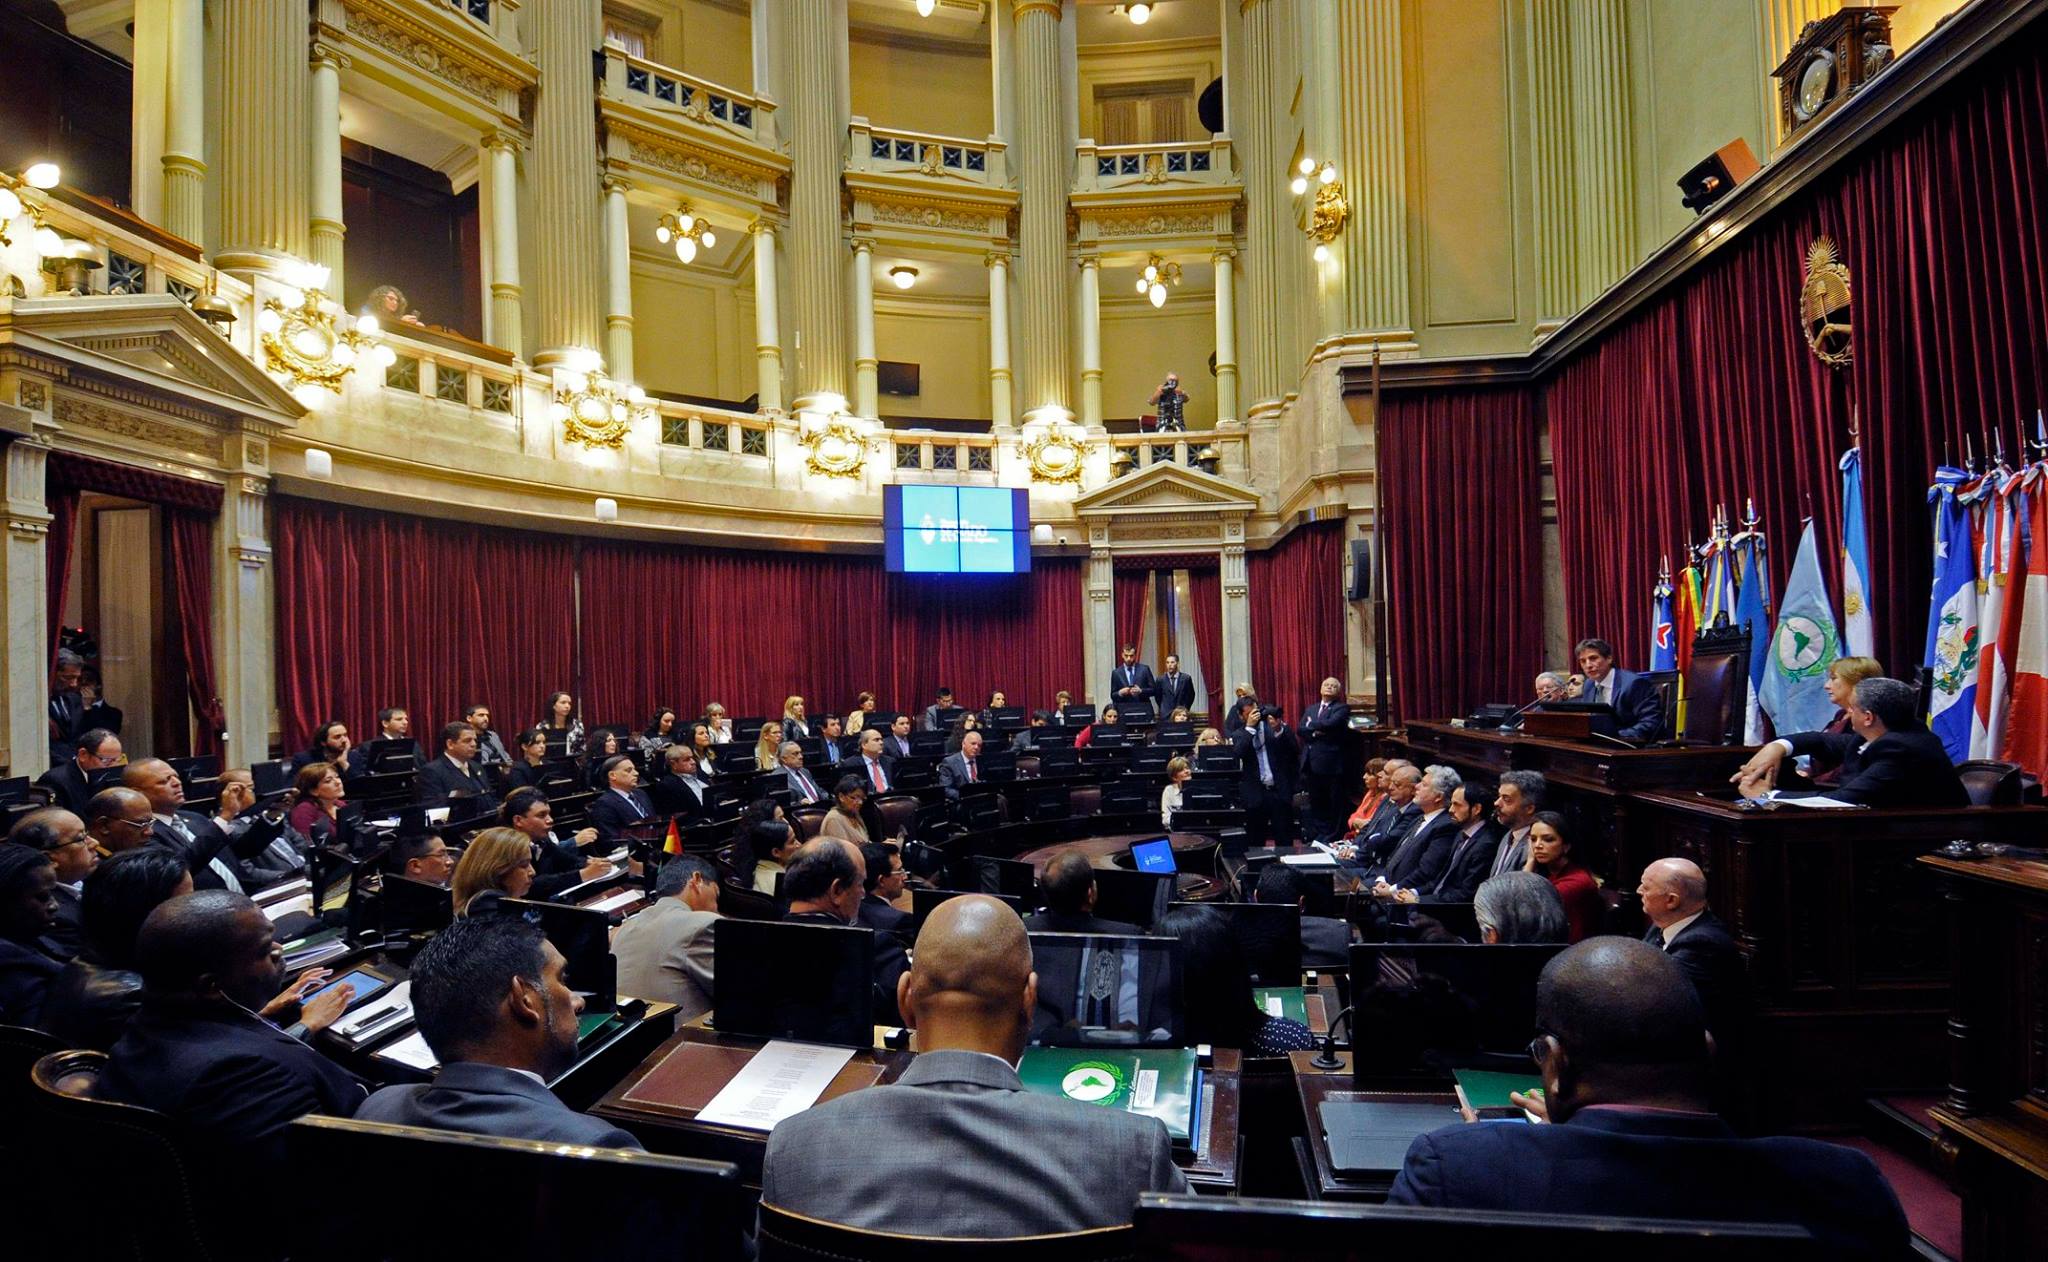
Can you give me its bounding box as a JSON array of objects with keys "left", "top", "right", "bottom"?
[{"left": 1310, "top": 1006, "right": 1356, "bottom": 1070}]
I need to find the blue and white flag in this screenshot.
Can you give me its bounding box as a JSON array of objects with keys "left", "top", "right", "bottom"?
[
  {"left": 1841, "top": 447, "right": 1875, "bottom": 657},
  {"left": 1651, "top": 574, "right": 1677, "bottom": 672},
  {"left": 1703, "top": 536, "right": 1738, "bottom": 628},
  {"left": 1761, "top": 520, "right": 1842, "bottom": 736},
  {"left": 1733, "top": 532, "right": 1773, "bottom": 744},
  {"left": 1924, "top": 467, "right": 1982, "bottom": 760}
]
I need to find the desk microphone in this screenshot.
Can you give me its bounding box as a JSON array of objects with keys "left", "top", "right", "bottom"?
[
  {"left": 1588, "top": 731, "right": 1640, "bottom": 751},
  {"left": 1496, "top": 697, "right": 1545, "bottom": 728},
  {"left": 1310, "top": 1005, "right": 1356, "bottom": 1070}
]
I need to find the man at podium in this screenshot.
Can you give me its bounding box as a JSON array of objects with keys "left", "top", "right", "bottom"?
[{"left": 1572, "top": 639, "right": 1663, "bottom": 743}]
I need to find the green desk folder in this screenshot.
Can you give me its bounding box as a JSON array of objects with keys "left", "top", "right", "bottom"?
[
  {"left": 1016, "top": 1047, "right": 1199, "bottom": 1142},
  {"left": 1451, "top": 1067, "right": 1544, "bottom": 1114},
  {"left": 577, "top": 1012, "right": 624, "bottom": 1045},
  {"left": 1252, "top": 986, "right": 1308, "bottom": 1027}
]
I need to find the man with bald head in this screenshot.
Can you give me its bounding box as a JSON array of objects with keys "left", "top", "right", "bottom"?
[
  {"left": 781, "top": 837, "right": 908, "bottom": 1024},
  {"left": 85, "top": 786, "right": 156, "bottom": 858},
  {"left": 1638, "top": 857, "right": 1745, "bottom": 1051},
  {"left": 762, "top": 895, "right": 1186, "bottom": 1236},
  {"left": 122, "top": 759, "right": 245, "bottom": 893},
  {"left": 1387, "top": 938, "right": 1904, "bottom": 1255}
]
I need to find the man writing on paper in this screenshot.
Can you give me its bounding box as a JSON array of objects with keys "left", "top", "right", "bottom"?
[
  {"left": 1730, "top": 676, "right": 1967, "bottom": 808},
  {"left": 761, "top": 894, "right": 1186, "bottom": 1236}
]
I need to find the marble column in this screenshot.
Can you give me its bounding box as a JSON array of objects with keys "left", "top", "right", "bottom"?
[
  {"left": 217, "top": 0, "right": 309, "bottom": 272},
  {"left": 1221, "top": 525, "right": 1252, "bottom": 699},
  {"left": 1233, "top": 0, "right": 1279, "bottom": 411},
  {"left": 1524, "top": 0, "right": 1576, "bottom": 336},
  {"left": 603, "top": 179, "right": 635, "bottom": 381},
  {"left": 1085, "top": 531, "right": 1115, "bottom": 705},
  {"left": 309, "top": 45, "right": 348, "bottom": 291},
  {"left": 780, "top": 0, "right": 850, "bottom": 408},
  {"left": 986, "top": 252, "right": 1013, "bottom": 431},
  {"left": 751, "top": 220, "right": 784, "bottom": 412},
  {"left": 529, "top": 0, "right": 605, "bottom": 367},
  {"left": 482, "top": 134, "right": 523, "bottom": 356},
  {"left": 1013, "top": 0, "right": 1071, "bottom": 422},
  {"left": 1332, "top": 0, "right": 1411, "bottom": 341},
  {"left": 1213, "top": 248, "right": 1239, "bottom": 426},
  {"left": 129, "top": 0, "right": 169, "bottom": 229},
  {"left": 850, "top": 239, "right": 878, "bottom": 418},
  {"left": 1, "top": 433, "right": 51, "bottom": 778},
  {"left": 1077, "top": 256, "right": 1102, "bottom": 430},
  {"left": 214, "top": 449, "right": 274, "bottom": 770},
  {"left": 1567, "top": 0, "right": 1637, "bottom": 306},
  {"left": 162, "top": 0, "right": 207, "bottom": 244}
]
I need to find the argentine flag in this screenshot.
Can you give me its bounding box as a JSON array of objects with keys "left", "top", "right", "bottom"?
[
  {"left": 1733, "top": 533, "right": 1773, "bottom": 744},
  {"left": 1761, "top": 521, "right": 1842, "bottom": 736},
  {"left": 1841, "top": 447, "right": 1875, "bottom": 657},
  {"left": 1924, "top": 468, "right": 1981, "bottom": 760}
]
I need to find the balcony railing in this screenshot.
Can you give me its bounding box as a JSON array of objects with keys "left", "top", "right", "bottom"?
[
  {"left": 654, "top": 400, "right": 773, "bottom": 460},
  {"left": 1074, "top": 138, "right": 1236, "bottom": 192},
  {"left": 19, "top": 187, "right": 249, "bottom": 321},
  {"left": 848, "top": 119, "right": 1007, "bottom": 187},
  {"left": 601, "top": 48, "right": 777, "bottom": 148}
]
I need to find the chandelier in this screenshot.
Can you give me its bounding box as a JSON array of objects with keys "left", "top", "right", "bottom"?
[
  {"left": 1, "top": 162, "right": 76, "bottom": 288},
  {"left": 655, "top": 203, "right": 717, "bottom": 264},
  {"left": 1134, "top": 254, "right": 1182, "bottom": 308},
  {"left": 552, "top": 363, "right": 649, "bottom": 449},
  {"left": 1291, "top": 156, "right": 1349, "bottom": 262},
  {"left": 256, "top": 263, "right": 392, "bottom": 400}
]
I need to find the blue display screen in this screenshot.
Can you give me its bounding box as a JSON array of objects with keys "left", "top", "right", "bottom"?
[
  {"left": 885, "top": 486, "right": 1030, "bottom": 574},
  {"left": 1131, "top": 839, "right": 1177, "bottom": 874}
]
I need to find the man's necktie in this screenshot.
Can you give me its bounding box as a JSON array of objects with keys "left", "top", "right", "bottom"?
[
  {"left": 967, "top": 758, "right": 977, "bottom": 783},
  {"left": 870, "top": 761, "right": 886, "bottom": 792},
  {"left": 1644, "top": 927, "right": 1666, "bottom": 948}
]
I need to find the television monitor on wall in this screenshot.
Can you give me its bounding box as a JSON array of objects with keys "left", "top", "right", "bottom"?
[{"left": 884, "top": 485, "right": 1031, "bottom": 574}]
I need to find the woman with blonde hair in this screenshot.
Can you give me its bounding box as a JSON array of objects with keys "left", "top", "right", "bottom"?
[
  {"left": 1160, "top": 755, "right": 1192, "bottom": 828},
  {"left": 450, "top": 827, "right": 536, "bottom": 917},
  {"left": 782, "top": 695, "right": 811, "bottom": 740},
  {"left": 753, "top": 720, "right": 785, "bottom": 772}
]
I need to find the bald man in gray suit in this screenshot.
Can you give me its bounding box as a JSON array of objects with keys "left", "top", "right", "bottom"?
[{"left": 760, "top": 895, "right": 1187, "bottom": 1237}]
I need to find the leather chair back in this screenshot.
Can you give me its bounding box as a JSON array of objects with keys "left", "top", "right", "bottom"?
[
  {"left": 756, "top": 1204, "right": 1137, "bottom": 1262},
  {"left": 1641, "top": 671, "right": 1681, "bottom": 742},
  {"left": 1679, "top": 619, "right": 1753, "bottom": 746},
  {"left": 717, "top": 881, "right": 784, "bottom": 922},
  {"left": 1956, "top": 759, "right": 2023, "bottom": 806},
  {"left": 872, "top": 793, "right": 920, "bottom": 841},
  {"left": 791, "top": 806, "right": 829, "bottom": 840},
  {"left": 1014, "top": 754, "right": 1042, "bottom": 780},
  {"left": 1067, "top": 785, "right": 1103, "bottom": 817}
]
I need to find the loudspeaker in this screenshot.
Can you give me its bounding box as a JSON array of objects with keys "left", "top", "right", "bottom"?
[
  {"left": 1197, "top": 77, "right": 1224, "bottom": 135},
  {"left": 1347, "top": 538, "right": 1373, "bottom": 601},
  {"left": 1677, "top": 138, "right": 1761, "bottom": 215}
]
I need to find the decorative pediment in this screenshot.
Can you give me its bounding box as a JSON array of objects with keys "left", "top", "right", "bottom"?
[
  {"left": 1073, "top": 460, "right": 1259, "bottom": 518},
  {"left": 1, "top": 295, "right": 307, "bottom": 429}
]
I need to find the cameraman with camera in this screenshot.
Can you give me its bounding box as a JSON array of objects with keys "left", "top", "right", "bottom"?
[{"left": 1149, "top": 372, "right": 1188, "bottom": 432}]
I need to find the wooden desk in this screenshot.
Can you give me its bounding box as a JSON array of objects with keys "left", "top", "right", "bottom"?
[
  {"left": 1289, "top": 1050, "right": 1459, "bottom": 1202},
  {"left": 1015, "top": 830, "right": 1228, "bottom": 901},
  {"left": 592, "top": 1025, "right": 1243, "bottom": 1193},
  {"left": 1920, "top": 853, "right": 2048, "bottom": 1261}
]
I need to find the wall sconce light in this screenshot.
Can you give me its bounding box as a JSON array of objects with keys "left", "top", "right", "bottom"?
[
  {"left": 889, "top": 266, "right": 919, "bottom": 290},
  {"left": 1192, "top": 443, "right": 1220, "bottom": 475},
  {"left": 1124, "top": 3, "right": 1153, "bottom": 24},
  {"left": 594, "top": 497, "right": 619, "bottom": 522},
  {"left": 915, "top": 0, "right": 935, "bottom": 14},
  {"left": 257, "top": 262, "right": 392, "bottom": 399},
  {"left": 656, "top": 203, "right": 717, "bottom": 264},
  {"left": 551, "top": 363, "right": 649, "bottom": 449},
  {"left": 0, "top": 162, "right": 72, "bottom": 266},
  {"left": 304, "top": 448, "right": 334, "bottom": 479},
  {"left": 1292, "top": 156, "right": 1348, "bottom": 262},
  {"left": 1133, "top": 254, "right": 1182, "bottom": 308},
  {"left": 1030, "top": 522, "right": 1054, "bottom": 545},
  {"left": 1107, "top": 446, "right": 1136, "bottom": 479}
]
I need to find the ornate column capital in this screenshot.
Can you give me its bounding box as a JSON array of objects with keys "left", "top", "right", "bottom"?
[
  {"left": 1212, "top": 246, "right": 1238, "bottom": 264},
  {"left": 483, "top": 131, "right": 522, "bottom": 156},
  {"left": 309, "top": 42, "right": 351, "bottom": 72},
  {"left": 1013, "top": 0, "right": 1062, "bottom": 18},
  {"left": 985, "top": 250, "right": 1012, "bottom": 269},
  {"left": 850, "top": 236, "right": 875, "bottom": 255},
  {"left": 749, "top": 217, "right": 778, "bottom": 237},
  {"left": 1077, "top": 254, "right": 1100, "bottom": 272},
  {"left": 602, "top": 175, "right": 633, "bottom": 198}
]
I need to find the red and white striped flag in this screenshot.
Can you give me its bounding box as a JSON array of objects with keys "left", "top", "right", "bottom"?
[
  {"left": 2002, "top": 468, "right": 2048, "bottom": 776},
  {"left": 1972, "top": 470, "right": 2028, "bottom": 758}
]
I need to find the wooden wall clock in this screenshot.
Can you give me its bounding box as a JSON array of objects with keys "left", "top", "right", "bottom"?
[{"left": 1772, "top": 7, "right": 1896, "bottom": 142}]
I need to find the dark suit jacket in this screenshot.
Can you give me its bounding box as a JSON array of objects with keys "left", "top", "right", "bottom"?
[
  {"left": 1427, "top": 823, "right": 1502, "bottom": 902},
  {"left": 0, "top": 935, "right": 64, "bottom": 1025},
  {"left": 1109, "top": 663, "right": 1158, "bottom": 712},
  {"left": 35, "top": 759, "right": 90, "bottom": 815},
  {"left": 761, "top": 1050, "right": 1187, "bottom": 1237},
  {"left": 1298, "top": 699, "right": 1352, "bottom": 774},
  {"left": 589, "top": 787, "right": 654, "bottom": 843},
  {"left": 840, "top": 755, "right": 895, "bottom": 794},
  {"left": 356, "top": 1061, "right": 642, "bottom": 1148},
  {"left": 1022, "top": 911, "right": 1145, "bottom": 937},
  {"left": 104, "top": 999, "right": 368, "bottom": 1164},
  {"left": 1382, "top": 811, "right": 1458, "bottom": 892},
  {"left": 779, "top": 764, "right": 828, "bottom": 806},
  {"left": 1234, "top": 724, "right": 1301, "bottom": 800},
  {"left": 858, "top": 894, "right": 910, "bottom": 938},
  {"left": 1388, "top": 1106, "right": 1907, "bottom": 1257},
  {"left": 1155, "top": 671, "right": 1196, "bottom": 714},
  {"left": 1579, "top": 669, "right": 1664, "bottom": 743},
  {"left": 937, "top": 752, "right": 986, "bottom": 801},
  {"left": 156, "top": 813, "right": 251, "bottom": 893},
  {"left": 47, "top": 882, "right": 83, "bottom": 960},
  {"left": 1360, "top": 800, "right": 1421, "bottom": 867},
  {"left": 1784, "top": 727, "right": 1970, "bottom": 808},
  {"left": 416, "top": 756, "right": 498, "bottom": 811},
  {"left": 1300, "top": 914, "right": 1353, "bottom": 968},
  {"left": 817, "top": 737, "right": 846, "bottom": 764},
  {"left": 39, "top": 950, "right": 142, "bottom": 1050},
  {"left": 1658, "top": 910, "right": 1748, "bottom": 1042},
  {"left": 651, "top": 773, "right": 709, "bottom": 823}
]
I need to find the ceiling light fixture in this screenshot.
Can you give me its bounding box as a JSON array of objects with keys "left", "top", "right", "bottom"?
[
  {"left": 656, "top": 203, "right": 716, "bottom": 265},
  {"left": 915, "top": 0, "right": 936, "bottom": 14},
  {"left": 1127, "top": 3, "right": 1153, "bottom": 24},
  {"left": 1133, "top": 253, "right": 1181, "bottom": 308},
  {"left": 889, "top": 265, "right": 919, "bottom": 290}
]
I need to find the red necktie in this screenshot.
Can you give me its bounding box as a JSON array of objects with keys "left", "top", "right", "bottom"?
[
  {"left": 968, "top": 758, "right": 977, "bottom": 783},
  {"left": 870, "top": 761, "right": 886, "bottom": 792}
]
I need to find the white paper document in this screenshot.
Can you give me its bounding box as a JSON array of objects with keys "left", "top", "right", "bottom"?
[
  {"left": 372, "top": 1028, "right": 440, "bottom": 1072},
  {"left": 1778, "top": 795, "right": 1866, "bottom": 810},
  {"left": 585, "top": 889, "right": 641, "bottom": 914},
  {"left": 1279, "top": 852, "right": 1338, "bottom": 867},
  {"left": 694, "top": 1040, "right": 856, "bottom": 1131}
]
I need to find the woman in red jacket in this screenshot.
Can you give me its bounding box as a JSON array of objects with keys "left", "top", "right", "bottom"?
[{"left": 1526, "top": 810, "right": 1604, "bottom": 942}]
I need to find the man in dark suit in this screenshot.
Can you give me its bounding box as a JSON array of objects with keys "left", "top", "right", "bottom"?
[
  {"left": 1388, "top": 938, "right": 1905, "bottom": 1257},
  {"left": 1255, "top": 864, "right": 1351, "bottom": 967},
  {"left": 36, "top": 727, "right": 121, "bottom": 815},
  {"left": 776, "top": 740, "right": 829, "bottom": 806},
  {"left": 103, "top": 890, "right": 369, "bottom": 1169},
  {"left": 782, "top": 838, "right": 906, "bottom": 1025},
  {"left": 1222, "top": 687, "right": 1257, "bottom": 739},
  {"left": 588, "top": 754, "right": 654, "bottom": 844},
  {"left": 858, "top": 842, "right": 910, "bottom": 938},
  {"left": 652, "top": 745, "right": 712, "bottom": 822},
  {"left": 1110, "top": 644, "right": 1157, "bottom": 719},
  {"left": 816, "top": 715, "right": 849, "bottom": 765},
  {"left": 1352, "top": 760, "right": 1420, "bottom": 862},
  {"left": 357, "top": 913, "right": 642, "bottom": 1147},
  {"left": 124, "top": 759, "right": 253, "bottom": 894},
  {"left": 1486, "top": 769, "right": 1546, "bottom": 877},
  {"left": 882, "top": 713, "right": 917, "bottom": 761},
  {"left": 462, "top": 703, "right": 512, "bottom": 766},
  {"left": 1298, "top": 677, "right": 1353, "bottom": 841},
  {"left": 1420, "top": 781, "right": 1500, "bottom": 903},
  {"left": 416, "top": 721, "right": 499, "bottom": 812},
  {"left": 842, "top": 728, "right": 895, "bottom": 794},
  {"left": 1371, "top": 765, "right": 1461, "bottom": 896},
  {"left": 1155, "top": 654, "right": 1196, "bottom": 715},
  {"left": 762, "top": 895, "right": 1186, "bottom": 1235},
  {"left": 1022, "top": 852, "right": 1144, "bottom": 936},
  {"left": 937, "top": 729, "right": 987, "bottom": 805},
  {"left": 1638, "top": 858, "right": 1747, "bottom": 1044},
  {"left": 1732, "top": 675, "right": 1969, "bottom": 808},
  {"left": 1574, "top": 638, "right": 1664, "bottom": 743},
  {"left": 921, "top": 688, "right": 959, "bottom": 734},
  {"left": 9, "top": 808, "right": 95, "bottom": 958},
  {"left": 1233, "top": 702, "right": 1301, "bottom": 845},
  {"left": 289, "top": 720, "right": 359, "bottom": 779}
]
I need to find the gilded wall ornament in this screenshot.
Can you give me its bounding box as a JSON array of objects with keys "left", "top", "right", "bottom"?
[
  {"left": 802, "top": 418, "right": 869, "bottom": 478},
  {"left": 1801, "top": 237, "right": 1852, "bottom": 369},
  {"left": 1024, "top": 426, "right": 1087, "bottom": 484}
]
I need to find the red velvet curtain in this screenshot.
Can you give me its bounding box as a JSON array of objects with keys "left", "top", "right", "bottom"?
[
  {"left": 1113, "top": 570, "right": 1150, "bottom": 652},
  {"left": 1382, "top": 387, "right": 1545, "bottom": 719},
  {"left": 163, "top": 511, "right": 224, "bottom": 754},
  {"left": 880, "top": 558, "right": 1085, "bottom": 712},
  {"left": 1187, "top": 565, "right": 1224, "bottom": 719},
  {"left": 1248, "top": 520, "right": 1345, "bottom": 717},
  {"left": 1548, "top": 33, "right": 2048, "bottom": 674},
  {"left": 272, "top": 497, "right": 578, "bottom": 751}
]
